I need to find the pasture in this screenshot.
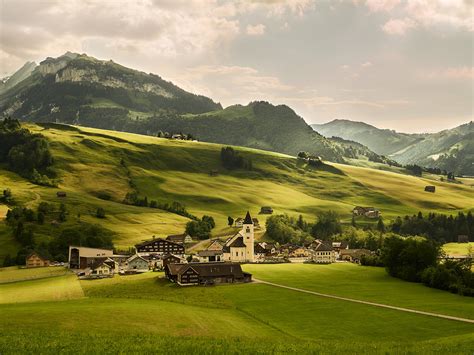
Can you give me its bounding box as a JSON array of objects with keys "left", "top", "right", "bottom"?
[
  {"left": 0, "top": 123, "right": 473, "bottom": 262},
  {"left": 0, "top": 263, "right": 473, "bottom": 353},
  {"left": 443, "top": 242, "right": 474, "bottom": 256}
]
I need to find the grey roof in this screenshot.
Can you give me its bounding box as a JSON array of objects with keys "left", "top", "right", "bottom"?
[
  {"left": 167, "top": 262, "right": 247, "bottom": 278},
  {"left": 197, "top": 250, "right": 223, "bottom": 257},
  {"left": 228, "top": 236, "right": 246, "bottom": 248},
  {"left": 313, "top": 242, "right": 333, "bottom": 252},
  {"left": 243, "top": 211, "right": 253, "bottom": 224}
]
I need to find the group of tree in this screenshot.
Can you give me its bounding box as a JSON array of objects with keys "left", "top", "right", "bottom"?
[
  {"left": 220, "top": 147, "right": 252, "bottom": 170},
  {"left": 381, "top": 236, "right": 473, "bottom": 296},
  {"left": 405, "top": 163, "right": 456, "bottom": 181},
  {"left": 123, "top": 192, "right": 197, "bottom": 220},
  {"left": 390, "top": 211, "right": 473, "bottom": 243},
  {"left": 297, "top": 151, "right": 323, "bottom": 167},
  {"left": 185, "top": 215, "right": 216, "bottom": 240},
  {"left": 0, "top": 117, "right": 55, "bottom": 186},
  {"left": 265, "top": 214, "right": 313, "bottom": 245}
]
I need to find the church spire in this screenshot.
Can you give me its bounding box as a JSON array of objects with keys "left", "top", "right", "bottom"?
[{"left": 243, "top": 211, "right": 252, "bottom": 225}]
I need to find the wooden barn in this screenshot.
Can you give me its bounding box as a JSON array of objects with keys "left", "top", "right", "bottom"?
[
  {"left": 424, "top": 186, "right": 436, "bottom": 193},
  {"left": 165, "top": 262, "right": 252, "bottom": 286},
  {"left": 26, "top": 251, "right": 50, "bottom": 268}
]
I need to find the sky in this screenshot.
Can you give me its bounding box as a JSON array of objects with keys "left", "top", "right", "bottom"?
[{"left": 0, "top": 0, "right": 472, "bottom": 133}]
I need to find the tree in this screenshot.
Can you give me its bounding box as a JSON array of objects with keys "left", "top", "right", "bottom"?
[
  {"left": 377, "top": 218, "right": 385, "bottom": 233},
  {"left": 351, "top": 215, "right": 356, "bottom": 227},
  {"left": 311, "top": 211, "right": 342, "bottom": 240},
  {"left": 228, "top": 216, "right": 234, "bottom": 227},
  {"left": 202, "top": 215, "right": 215, "bottom": 229},
  {"left": 96, "top": 207, "right": 106, "bottom": 219},
  {"left": 59, "top": 203, "right": 67, "bottom": 222},
  {"left": 3, "top": 254, "right": 13, "bottom": 267},
  {"left": 185, "top": 220, "right": 212, "bottom": 240},
  {"left": 37, "top": 212, "right": 45, "bottom": 225}
]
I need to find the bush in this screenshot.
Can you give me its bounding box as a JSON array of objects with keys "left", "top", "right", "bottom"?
[
  {"left": 360, "top": 254, "right": 383, "bottom": 267},
  {"left": 96, "top": 207, "right": 106, "bottom": 219}
]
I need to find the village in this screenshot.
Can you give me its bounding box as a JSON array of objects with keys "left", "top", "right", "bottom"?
[{"left": 23, "top": 209, "right": 384, "bottom": 286}]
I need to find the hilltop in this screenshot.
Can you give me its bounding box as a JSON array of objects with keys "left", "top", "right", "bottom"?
[
  {"left": 313, "top": 119, "right": 474, "bottom": 175},
  {"left": 0, "top": 122, "right": 473, "bottom": 263},
  {"left": 0, "top": 53, "right": 391, "bottom": 164}
]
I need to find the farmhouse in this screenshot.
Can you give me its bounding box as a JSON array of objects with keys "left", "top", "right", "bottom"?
[
  {"left": 234, "top": 218, "right": 244, "bottom": 228},
  {"left": 126, "top": 254, "right": 149, "bottom": 272},
  {"left": 311, "top": 242, "right": 335, "bottom": 264},
  {"left": 162, "top": 254, "right": 186, "bottom": 269},
  {"left": 198, "top": 249, "right": 224, "bottom": 262},
  {"left": 353, "top": 206, "right": 380, "bottom": 219},
  {"left": 88, "top": 258, "right": 115, "bottom": 277},
  {"left": 68, "top": 246, "right": 113, "bottom": 269},
  {"left": 340, "top": 249, "right": 371, "bottom": 263},
  {"left": 166, "top": 233, "right": 193, "bottom": 245},
  {"left": 25, "top": 251, "right": 50, "bottom": 268},
  {"left": 424, "top": 185, "right": 436, "bottom": 193},
  {"left": 254, "top": 242, "right": 276, "bottom": 257},
  {"left": 135, "top": 237, "right": 185, "bottom": 256},
  {"left": 165, "top": 262, "right": 252, "bottom": 286}
]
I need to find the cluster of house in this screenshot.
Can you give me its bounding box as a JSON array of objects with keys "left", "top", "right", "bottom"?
[{"left": 352, "top": 206, "right": 380, "bottom": 219}]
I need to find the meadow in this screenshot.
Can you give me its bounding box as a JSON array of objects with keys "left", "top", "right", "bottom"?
[
  {"left": 0, "top": 263, "right": 472, "bottom": 354},
  {"left": 443, "top": 242, "right": 474, "bottom": 256},
  {"left": 0, "top": 123, "right": 472, "bottom": 263}
]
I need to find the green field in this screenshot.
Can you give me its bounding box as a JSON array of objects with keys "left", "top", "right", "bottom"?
[
  {"left": 0, "top": 266, "right": 69, "bottom": 283},
  {"left": 0, "top": 123, "right": 473, "bottom": 262},
  {"left": 0, "top": 263, "right": 472, "bottom": 353},
  {"left": 443, "top": 242, "right": 474, "bottom": 256}
]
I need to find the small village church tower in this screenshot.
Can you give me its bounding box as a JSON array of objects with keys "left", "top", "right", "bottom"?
[{"left": 243, "top": 211, "right": 255, "bottom": 262}]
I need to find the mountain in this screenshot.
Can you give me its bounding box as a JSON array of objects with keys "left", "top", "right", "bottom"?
[
  {"left": 0, "top": 61, "right": 37, "bottom": 95},
  {"left": 311, "top": 119, "right": 422, "bottom": 156},
  {"left": 0, "top": 53, "right": 395, "bottom": 164},
  {"left": 312, "top": 119, "right": 474, "bottom": 175}
]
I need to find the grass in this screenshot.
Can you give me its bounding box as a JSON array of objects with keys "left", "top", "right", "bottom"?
[
  {"left": 0, "top": 266, "right": 69, "bottom": 283},
  {"left": 443, "top": 242, "right": 474, "bottom": 256},
  {"left": 243, "top": 263, "right": 474, "bottom": 320},
  {"left": 0, "top": 264, "right": 473, "bottom": 353},
  {"left": 0, "top": 123, "right": 472, "bottom": 260},
  {"left": 0, "top": 274, "right": 84, "bottom": 304}
]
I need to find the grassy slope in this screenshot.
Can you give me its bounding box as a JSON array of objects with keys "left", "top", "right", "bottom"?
[
  {"left": 443, "top": 242, "right": 474, "bottom": 256},
  {"left": 0, "top": 264, "right": 472, "bottom": 353},
  {"left": 0, "top": 124, "right": 473, "bottom": 261}
]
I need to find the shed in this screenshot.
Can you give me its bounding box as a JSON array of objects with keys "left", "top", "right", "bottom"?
[{"left": 424, "top": 186, "right": 436, "bottom": 193}]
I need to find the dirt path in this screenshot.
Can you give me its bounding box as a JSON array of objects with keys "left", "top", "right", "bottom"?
[{"left": 254, "top": 279, "right": 474, "bottom": 324}]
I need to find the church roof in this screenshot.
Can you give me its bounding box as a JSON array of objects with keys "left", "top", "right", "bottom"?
[{"left": 243, "top": 211, "right": 253, "bottom": 224}]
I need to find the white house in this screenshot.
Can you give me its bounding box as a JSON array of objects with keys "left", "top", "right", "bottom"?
[{"left": 223, "top": 211, "right": 255, "bottom": 263}]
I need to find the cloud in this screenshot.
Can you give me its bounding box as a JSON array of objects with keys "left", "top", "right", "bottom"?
[
  {"left": 361, "top": 61, "right": 373, "bottom": 67},
  {"left": 246, "top": 24, "right": 266, "bottom": 36},
  {"left": 382, "top": 18, "right": 417, "bottom": 35},
  {"left": 365, "top": 0, "right": 401, "bottom": 12},
  {"left": 422, "top": 66, "right": 474, "bottom": 80}
]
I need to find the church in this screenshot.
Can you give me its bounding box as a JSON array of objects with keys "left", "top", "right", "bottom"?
[{"left": 222, "top": 211, "right": 255, "bottom": 262}]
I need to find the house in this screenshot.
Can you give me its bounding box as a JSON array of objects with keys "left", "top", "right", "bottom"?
[
  {"left": 222, "top": 212, "right": 255, "bottom": 263},
  {"left": 311, "top": 242, "right": 335, "bottom": 264},
  {"left": 288, "top": 246, "right": 311, "bottom": 258},
  {"left": 162, "top": 254, "right": 186, "bottom": 269},
  {"left": 332, "top": 241, "right": 349, "bottom": 258},
  {"left": 126, "top": 254, "right": 149, "bottom": 272},
  {"left": 458, "top": 235, "right": 469, "bottom": 243},
  {"left": 198, "top": 249, "right": 224, "bottom": 262},
  {"left": 68, "top": 246, "right": 113, "bottom": 269},
  {"left": 340, "top": 249, "right": 372, "bottom": 263},
  {"left": 259, "top": 206, "right": 273, "bottom": 214},
  {"left": 166, "top": 234, "right": 193, "bottom": 245},
  {"left": 234, "top": 218, "right": 244, "bottom": 228},
  {"left": 26, "top": 251, "right": 50, "bottom": 268},
  {"left": 352, "top": 206, "right": 380, "bottom": 219},
  {"left": 165, "top": 262, "right": 252, "bottom": 286},
  {"left": 56, "top": 191, "right": 67, "bottom": 198},
  {"left": 424, "top": 185, "right": 436, "bottom": 193},
  {"left": 135, "top": 237, "right": 185, "bottom": 256},
  {"left": 88, "top": 258, "right": 115, "bottom": 277},
  {"left": 254, "top": 242, "right": 276, "bottom": 256},
  {"left": 252, "top": 218, "right": 260, "bottom": 229}
]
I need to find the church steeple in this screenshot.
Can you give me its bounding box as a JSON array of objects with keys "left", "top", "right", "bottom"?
[{"left": 243, "top": 211, "right": 252, "bottom": 225}]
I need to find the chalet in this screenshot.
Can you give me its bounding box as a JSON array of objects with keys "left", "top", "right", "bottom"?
[
  {"left": 126, "top": 254, "right": 149, "bottom": 272},
  {"left": 68, "top": 246, "right": 113, "bottom": 269},
  {"left": 332, "top": 241, "right": 349, "bottom": 258},
  {"left": 26, "top": 251, "right": 50, "bottom": 268},
  {"left": 166, "top": 234, "right": 193, "bottom": 245},
  {"left": 254, "top": 242, "right": 276, "bottom": 256},
  {"left": 252, "top": 218, "right": 260, "bottom": 229},
  {"left": 424, "top": 185, "right": 436, "bottom": 193},
  {"left": 234, "top": 218, "right": 244, "bottom": 228},
  {"left": 288, "top": 246, "right": 311, "bottom": 258},
  {"left": 340, "top": 249, "right": 371, "bottom": 263},
  {"left": 458, "top": 235, "right": 469, "bottom": 243},
  {"left": 311, "top": 242, "right": 335, "bottom": 264},
  {"left": 165, "top": 262, "right": 252, "bottom": 286},
  {"left": 88, "top": 258, "right": 115, "bottom": 277},
  {"left": 162, "top": 254, "right": 186, "bottom": 269},
  {"left": 135, "top": 238, "right": 185, "bottom": 256},
  {"left": 259, "top": 206, "right": 273, "bottom": 214},
  {"left": 56, "top": 191, "right": 67, "bottom": 198},
  {"left": 352, "top": 206, "right": 380, "bottom": 219}
]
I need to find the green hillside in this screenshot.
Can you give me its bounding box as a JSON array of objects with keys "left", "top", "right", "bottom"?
[
  {"left": 0, "top": 53, "right": 393, "bottom": 164},
  {"left": 0, "top": 122, "right": 473, "bottom": 263}
]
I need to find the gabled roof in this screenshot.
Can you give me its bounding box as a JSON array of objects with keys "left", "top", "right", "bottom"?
[
  {"left": 168, "top": 262, "right": 246, "bottom": 278},
  {"left": 26, "top": 251, "right": 49, "bottom": 261},
  {"left": 127, "top": 254, "right": 148, "bottom": 263},
  {"left": 313, "top": 242, "right": 333, "bottom": 252},
  {"left": 135, "top": 238, "right": 183, "bottom": 248},
  {"left": 90, "top": 257, "right": 113, "bottom": 270},
  {"left": 228, "top": 236, "right": 246, "bottom": 248},
  {"left": 243, "top": 211, "right": 253, "bottom": 224}
]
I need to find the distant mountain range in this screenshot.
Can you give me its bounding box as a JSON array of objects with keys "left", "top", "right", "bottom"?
[
  {"left": 0, "top": 52, "right": 395, "bottom": 165},
  {"left": 312, "top": 119, "right": 474, "bottom": 175}
]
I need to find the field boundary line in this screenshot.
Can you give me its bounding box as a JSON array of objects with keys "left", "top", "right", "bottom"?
[
  {"left": 254, "top": 279, "right": 474, "bottom": 324},
  {"left": 0, "top": 272, "right": 71, "bottom": 285}
]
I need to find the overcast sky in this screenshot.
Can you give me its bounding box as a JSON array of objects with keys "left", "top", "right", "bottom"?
[{"left": 0, "top": 0, "right": 472, "bottom": 132}]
